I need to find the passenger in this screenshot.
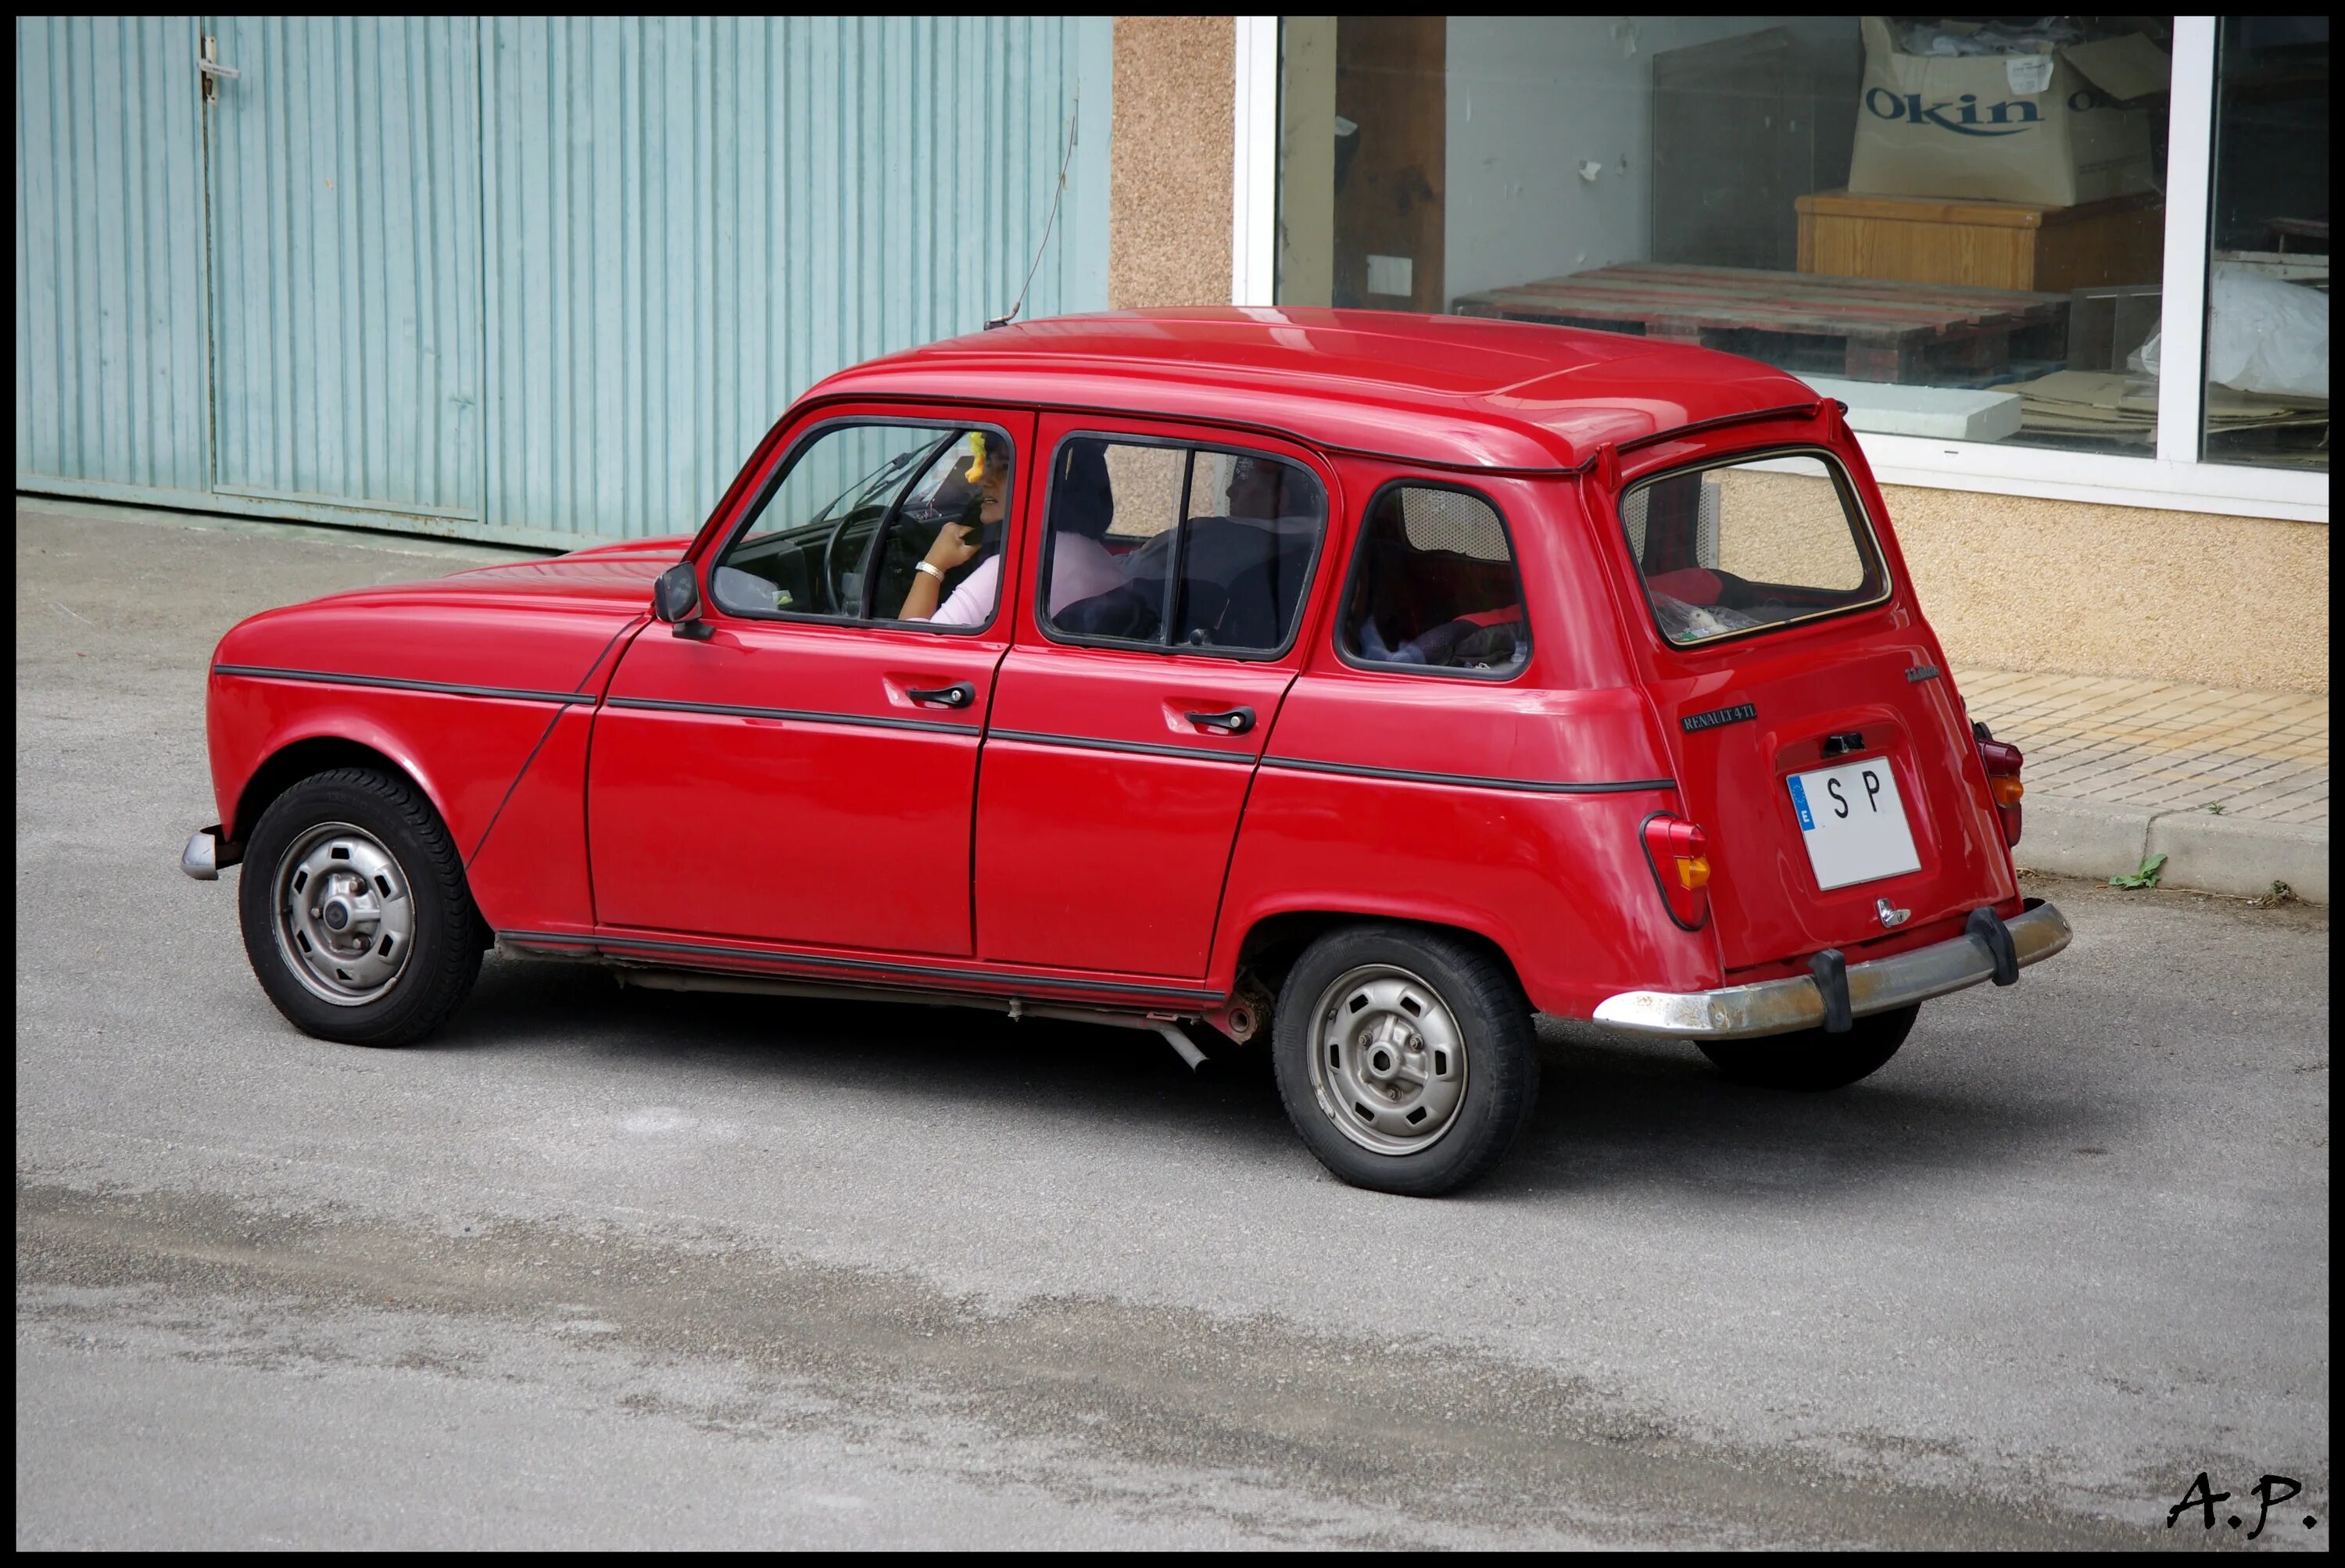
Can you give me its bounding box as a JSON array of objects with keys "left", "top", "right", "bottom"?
[
  {"left": 1225, "top": 453, "right": 1291, "bottom": 522},
  {"left": 899, "top": 438, "right": 1125, "bottom": 625},
  {"left": 1357, "top": 605, "right": 1524, "bottom": 670}
]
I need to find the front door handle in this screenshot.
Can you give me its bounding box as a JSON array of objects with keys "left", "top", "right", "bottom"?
[
  {"left": 906, "top": 681, "right": 975, "bottom": 710},
  {"left": 1184, "top": 705, "right": 1255, "bottom": 735}
]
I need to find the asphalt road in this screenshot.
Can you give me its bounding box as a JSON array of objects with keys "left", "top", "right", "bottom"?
[{"left": 16, "top": 499, "right": 2332, "bottom": 1549}]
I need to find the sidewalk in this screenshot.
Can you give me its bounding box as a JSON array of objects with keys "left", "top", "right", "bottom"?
[{"left": 1958, "top": 668, "right": 2329, "bottom": 904}]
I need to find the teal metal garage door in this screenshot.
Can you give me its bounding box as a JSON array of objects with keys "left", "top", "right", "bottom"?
[
  {"left": 14, "top": 15, "right": 1111, "bottom": 549},
  {"left": 206, "top": 16, "right": 484, "bottom": 520}
]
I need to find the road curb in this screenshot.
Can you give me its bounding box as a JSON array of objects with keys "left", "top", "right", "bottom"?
[{"left": 2014, "top": 796, "right": 2328, "bottom": 904}]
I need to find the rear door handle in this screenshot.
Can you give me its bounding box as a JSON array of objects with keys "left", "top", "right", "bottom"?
[
  {"left": 1184, "top": 705, "right": 1255, "bottom": 735},
  {"left": 906, "top": 682, "right": 974, "bottom": 710}
]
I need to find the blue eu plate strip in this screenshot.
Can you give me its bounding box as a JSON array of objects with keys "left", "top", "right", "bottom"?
[{"left": 1788, "top": 776, "right": 1816, "bottom": 832}]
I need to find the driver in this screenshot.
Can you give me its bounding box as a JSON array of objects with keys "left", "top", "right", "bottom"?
[{"left": 898, "top": 436, "right": 1123, "bottom": 626}]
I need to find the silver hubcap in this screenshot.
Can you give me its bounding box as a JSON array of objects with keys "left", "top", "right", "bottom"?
[
  {"left": 272, "top": 822, "right": 414, "bottom": 1006},
  {"left": 1309, "top": 965, "right": 1468, "bottom": 1155}
]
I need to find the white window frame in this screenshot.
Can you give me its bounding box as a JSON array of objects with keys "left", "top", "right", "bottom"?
[
  {"left": 1233, "top": 15, "right": 1280, "bottom": 308},
  {"left": 1233, "top": 14, "right": 2326, "bottom": 524}
]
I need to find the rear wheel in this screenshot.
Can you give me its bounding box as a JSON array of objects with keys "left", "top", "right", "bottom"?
[
  {"left": 237, "top": 768, "right": 484, "bottom": 1047},
  {"left": 1696, "top": 1004, "right": 1919, "bottom": 1091},
  {"left": 1271, "top": 925, "right": 1538, "bottom": 1197}
]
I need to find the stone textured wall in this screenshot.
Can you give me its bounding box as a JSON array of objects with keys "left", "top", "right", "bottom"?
[
  {"left": 1108, "top": 16, "right": 1233, "bottom": 310},
  {"left": 1881, "top": 485, "right": 2329, "bottom": 693}
]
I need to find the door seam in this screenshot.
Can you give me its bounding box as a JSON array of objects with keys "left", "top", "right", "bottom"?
[{"left": 1200, "top": 671, "right": 1301, "bottom": 983}]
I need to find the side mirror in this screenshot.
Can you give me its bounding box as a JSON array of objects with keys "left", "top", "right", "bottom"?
[{"left": 653, "top": 563, "right": 711, "bottom": 640}]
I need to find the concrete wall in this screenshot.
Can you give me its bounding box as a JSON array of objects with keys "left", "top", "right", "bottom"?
[
  {"left": 1881, "top": 486, "right": 2329, "bottom": 693},
  {"left": 1108, "top": 16, "right": 1233, "bottom": 310}
]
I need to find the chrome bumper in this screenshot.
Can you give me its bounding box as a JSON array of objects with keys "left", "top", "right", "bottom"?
[
  {"left": 1593, "top": 898, "right": 2071, "bottom": 1040},
  {"left": 181, "top": 825, "right": 237, "bottom": 881}
]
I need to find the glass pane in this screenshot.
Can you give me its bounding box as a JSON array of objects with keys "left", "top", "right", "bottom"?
[
  {"left": 1620, "top": 453, "right": 1886, "bottom": 646},
  {"left": 2203, "top": 17, "right": 2329, "bottom": 472},
  {"left": 1276, "top": 17, "right": 2176, "bottom": 456},
  {"left": 1042, "top": 439, "right": 1182, "bottom": 641},
  {"left": 1174, "top": 451, "right": 1327, "bottom": 652},
  {"left": 713, "top": 424, "right": 1004, "bottom": 625},
  {"left": 1043, "top": 439, "right": 1328, "bottom": 653},
  {"left": 873, "top": 430, "right": 1013, "bottom": 627},
  {"left": 1341, "top": 485, "right": 1527, "bottom": 675}
]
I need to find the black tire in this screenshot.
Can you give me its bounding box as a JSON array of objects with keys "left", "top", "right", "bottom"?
[
  {"left": 1271, "top": 924, "right": 1539, "bottom": 1197},
  {"left": 237, "top": 767, "right": 484, "bottom": 1047},
  {"left": 1696, "top": 1004, "right": 1920, "bottom": 1092}
]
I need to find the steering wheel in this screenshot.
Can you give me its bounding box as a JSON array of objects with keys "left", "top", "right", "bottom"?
[{"left": 819, "top": 510, "right": 864, "bottom": 614}]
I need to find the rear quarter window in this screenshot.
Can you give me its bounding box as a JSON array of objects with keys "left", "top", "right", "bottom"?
[
  {"left": 1337, "top": 482, "right": 1528, "bottom": 678},
  {"left": 1617, "top": 449, "right": 1889, "bottom": 646}
]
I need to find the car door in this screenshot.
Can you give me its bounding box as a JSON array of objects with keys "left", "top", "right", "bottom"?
[
  {"left": 974, "top": 417, "right": 1337, "bottom": 977},
  {"left": 589, "top": 408, "right": 1034, "bottom": 957}
]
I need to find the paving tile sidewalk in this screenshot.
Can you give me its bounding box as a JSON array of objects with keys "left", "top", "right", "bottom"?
[{"left": 1958, "top": 668, "right": 2329, "bottom": 901}]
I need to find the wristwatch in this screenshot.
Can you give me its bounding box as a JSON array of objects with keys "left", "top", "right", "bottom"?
[{"left": 915, "top": 560, "right": 945, "bottom": 583}]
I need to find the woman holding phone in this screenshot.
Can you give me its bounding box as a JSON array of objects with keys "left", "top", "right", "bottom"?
[{"left": 897, "top": 435, "right": 1122, "bottom": 626}]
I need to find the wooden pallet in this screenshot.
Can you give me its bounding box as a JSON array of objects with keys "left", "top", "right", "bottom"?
[{"left": 1453, "top": 262, "right": 2069, "bottom": 385}]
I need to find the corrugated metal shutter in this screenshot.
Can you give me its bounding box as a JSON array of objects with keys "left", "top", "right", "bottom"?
[
  {"left": 14, "top": 16, "right": 212, "bottom": 495},
  {"left": 207, "top": 16, "right": 483, "bottom": 517},
  {"left": 13, "top": 15, "right": 1112, "bottom": 549},
  {"left": 478, "top": 16, "right": 1107, "bottom": 540}
]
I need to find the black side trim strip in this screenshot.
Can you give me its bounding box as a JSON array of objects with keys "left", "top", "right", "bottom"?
[
  {"left": 604, "top": 694, "right": 976, "bottom": 736},
  {"left": 212, "top": 664, "right": 596, "bottom": 705},
  {"left": 499, "top": 929, "right": 1224, "bottom": 1005},
  {"left": 1262, "top": 756, "right": 1675, "bottom": 795},
  {"left": 987, "top": 728, "right": 1254, "bottom": 764}
]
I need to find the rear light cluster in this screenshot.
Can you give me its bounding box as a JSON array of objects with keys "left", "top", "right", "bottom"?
[
  {"left": 1976, "top": 729, "right": 2025, "bottom": 847},
  {"left": 1641, "top": 814, "right": 1712, "bottom": 929}
]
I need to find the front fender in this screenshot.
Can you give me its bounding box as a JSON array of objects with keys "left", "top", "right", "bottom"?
[{"left": 208, "top": 670, "right": 560, "bottom": 865}]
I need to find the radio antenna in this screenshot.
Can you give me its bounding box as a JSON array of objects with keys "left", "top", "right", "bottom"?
[{"left": 986, "top": 85, "right": 1079, "bottom": 331}]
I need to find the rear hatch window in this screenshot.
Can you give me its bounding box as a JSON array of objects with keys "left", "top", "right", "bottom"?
[{"left": 1618, "top": 451, "right": 1888, "bottom": 645}]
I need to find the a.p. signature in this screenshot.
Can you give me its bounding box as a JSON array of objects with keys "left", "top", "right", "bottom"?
[{"left": 2167, "top": 1473, "right": 2318, "bottom": 1540}]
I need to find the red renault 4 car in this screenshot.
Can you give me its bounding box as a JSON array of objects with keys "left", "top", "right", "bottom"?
[{"left": 184, "top": 310, "right": 2067, "bottom": 1196}]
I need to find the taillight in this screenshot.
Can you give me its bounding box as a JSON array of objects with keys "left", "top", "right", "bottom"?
[
  {"left": 1641, "top": 814, "right": 1712, "bottom": 929},
  {"left": 1976, "top": 733, "right": 2025, "bottom": 848}
]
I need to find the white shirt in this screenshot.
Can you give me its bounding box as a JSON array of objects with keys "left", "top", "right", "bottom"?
[{"left": 928, "top": 533, "right": 1126, "bottom": 628}]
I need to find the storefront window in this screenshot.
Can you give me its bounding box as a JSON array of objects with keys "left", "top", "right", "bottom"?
[
  {"left": 1276, "top": 16, "right": 2179, "bottom": 457},
  {"left": 2202, "top": 16, "right": 2329, "bottom": 471}
]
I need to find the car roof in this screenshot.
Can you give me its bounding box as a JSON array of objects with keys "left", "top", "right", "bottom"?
[{"left": 806, "top": 307, "right": 1824, "bottom": 473}]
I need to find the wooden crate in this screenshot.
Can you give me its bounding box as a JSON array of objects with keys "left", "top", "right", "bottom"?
[
  {"left": 1452, "top": 263, "right": 2068, "bottom": 386},
  {"left": 1795, "top": 188, "right": 2163, "bottom": 295}
]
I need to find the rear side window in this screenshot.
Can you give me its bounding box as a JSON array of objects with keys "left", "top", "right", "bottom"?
[
  {"left": 1618, "top": 450, "right": 1888, "bottom": 646},
  {"left": 1339, "top": 483, "right": 1527, "bottom": 677},
  {"left": 1039, "top": 436, "right": 1326, "bottom": 657}
]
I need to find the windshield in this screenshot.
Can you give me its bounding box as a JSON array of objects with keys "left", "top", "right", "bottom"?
[{"left": 1616, "top": 449, "right": 1890, "bottom": 646}]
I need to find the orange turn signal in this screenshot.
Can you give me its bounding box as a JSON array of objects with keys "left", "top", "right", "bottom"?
[
  {"left": 1674, "top": 854, "right": 1711, "bottom": 890},
  {"left": 1989, "top": 775, "right": 2025, "bottom": 807}
]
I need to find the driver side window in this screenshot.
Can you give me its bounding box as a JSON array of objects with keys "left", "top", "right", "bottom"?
[{"left": 710, "top": 421, "right": 1009, "bottom": 631}]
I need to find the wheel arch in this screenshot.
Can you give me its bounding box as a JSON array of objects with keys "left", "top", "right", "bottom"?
[
  {"left": 227, "top": 733, "right": 442, "bottom": 850},
  {"left": 1231, "top": 908, "right": 1531, "bottom": 1007}
]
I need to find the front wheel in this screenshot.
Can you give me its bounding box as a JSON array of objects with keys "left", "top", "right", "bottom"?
[
  {"left": 237, "top": 767, "right": 484, "bottom": 1047},
  {"left": 1271, "top": 925, "right": 1539, "bottom": 1197},
  {"left": 1696, "top": 1004, "right": 1919, "bottom": 1091}
]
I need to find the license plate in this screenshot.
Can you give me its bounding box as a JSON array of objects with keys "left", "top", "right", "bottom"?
[{"left": 1786, "top": 757, "right": 1922, "bottom": 890}]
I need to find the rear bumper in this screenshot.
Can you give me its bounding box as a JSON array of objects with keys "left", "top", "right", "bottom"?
[{"left": 1592, "top": 897, "right": 2071, "bottom": 1040}]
